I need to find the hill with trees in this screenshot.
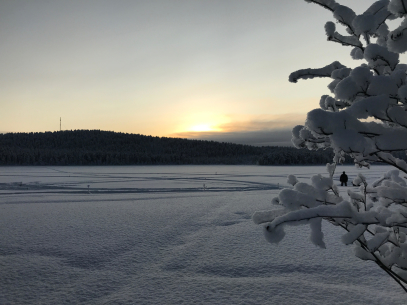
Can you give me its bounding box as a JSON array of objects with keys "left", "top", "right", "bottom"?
[{"left": 0, "top": 130, "right": 348, "bottom": 166}]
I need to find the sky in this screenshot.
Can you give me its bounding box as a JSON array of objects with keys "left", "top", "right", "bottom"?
[{"left": 0, "top": 0, "right": 400, "bottom": 146}]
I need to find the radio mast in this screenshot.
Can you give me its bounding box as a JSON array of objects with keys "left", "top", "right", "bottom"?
[{"left": 60, "top": 117, "right": 61, "bottom": 131}]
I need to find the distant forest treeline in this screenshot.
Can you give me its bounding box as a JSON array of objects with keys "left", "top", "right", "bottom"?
[{"left": 0, "top": 130, "right": 353, "bottom": 166}]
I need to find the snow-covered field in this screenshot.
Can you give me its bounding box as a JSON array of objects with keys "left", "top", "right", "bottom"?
[{"left": 0, "top": 165, "right": 405, "bottom": 304}]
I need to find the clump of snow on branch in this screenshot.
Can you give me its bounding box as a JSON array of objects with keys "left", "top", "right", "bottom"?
[{"left": 254, "top": 0, "right": 407, "bottom": 293}]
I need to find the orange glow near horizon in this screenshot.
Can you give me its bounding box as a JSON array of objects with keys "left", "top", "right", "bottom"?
[{"left": 173, "top": 112, "right": 230, "bottom": 134}]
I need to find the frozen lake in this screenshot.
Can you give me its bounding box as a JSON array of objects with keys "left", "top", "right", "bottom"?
[{"left": 0, "top": 165, "right": 405, "bottom": 304}]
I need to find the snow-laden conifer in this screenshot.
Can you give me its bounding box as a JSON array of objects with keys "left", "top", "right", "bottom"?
[{"left": 254, "top": 0, "right": 407, "bottom": 293}]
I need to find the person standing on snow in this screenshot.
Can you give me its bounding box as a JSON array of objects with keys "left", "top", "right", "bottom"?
[{"left": 340, "top": 171, "right": 348, "bottom": 186}]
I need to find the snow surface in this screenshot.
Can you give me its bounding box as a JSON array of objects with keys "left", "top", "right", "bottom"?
[{"left": 0, "top": 165, "right": 406, "bottom": 304}]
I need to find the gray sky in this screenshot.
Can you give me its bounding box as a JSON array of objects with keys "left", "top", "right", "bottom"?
[{"left": 0, "top": 0, "right": 390, "bottom": 146}]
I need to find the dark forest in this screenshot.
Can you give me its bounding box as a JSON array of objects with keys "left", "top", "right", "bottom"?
[{"left": 0, "top": 130, "right": 355, "bottom": 166}]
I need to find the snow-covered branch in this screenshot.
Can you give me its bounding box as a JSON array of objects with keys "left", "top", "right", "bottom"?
[
  {"left": 254, "top": 0, "right": 407, "bottom": 293},
  {"left": 289, "top": 61, "right": 346, "bottom": 83}
]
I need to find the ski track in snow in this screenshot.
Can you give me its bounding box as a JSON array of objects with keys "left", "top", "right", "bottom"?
[
  {"left": 0, "top": 167, "right": 280, "bottom": 197},
  {"left": 0, "top": 165, "right": 405, "bottom": 304}
]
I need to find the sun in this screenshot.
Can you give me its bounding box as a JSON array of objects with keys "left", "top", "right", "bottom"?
[
  {"left": 189, "top": 124, "right": 217, "bottom": 132},
  {"left": 174, "top": 113, "right": 229, "bottom": 134}
]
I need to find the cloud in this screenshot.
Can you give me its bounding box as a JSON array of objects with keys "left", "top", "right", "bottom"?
[
  {"left": 219, "top": 114, "right": 304, "bottom": 131},
  {"left": 170, "top": 113, "right": 304, "bottom": 146},
  {"left": 173, "top": 128, "right": 294, "bottom": 146}
]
